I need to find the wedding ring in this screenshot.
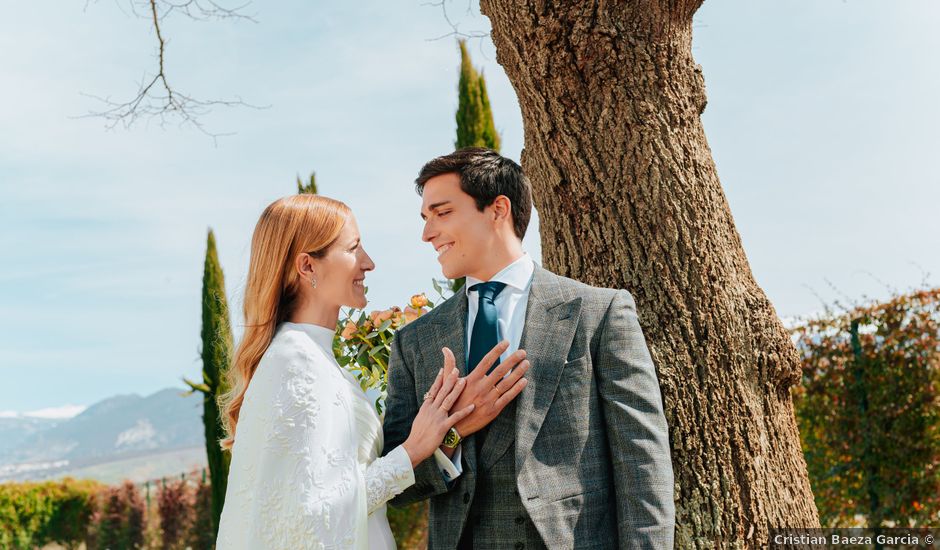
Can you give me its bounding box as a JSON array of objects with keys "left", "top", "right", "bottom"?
[{"left": 423, "top": 391, "right": 432, "bottom": 401}]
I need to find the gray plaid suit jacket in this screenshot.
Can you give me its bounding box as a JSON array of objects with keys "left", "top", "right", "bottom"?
[{"left": 382, "top": 265, "right": 675, "bottom": 549}]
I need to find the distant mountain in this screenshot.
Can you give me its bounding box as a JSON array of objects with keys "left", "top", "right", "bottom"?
[
  {"left": 0, "top": 388, "right": 206, "bottom": 482},
  {"left": 0, "top": 416, "right": 62, "bottom": 458}
]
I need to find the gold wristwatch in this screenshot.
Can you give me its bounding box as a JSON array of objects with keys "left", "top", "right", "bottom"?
[{"left": 442, "top": 427, "right": 462, "bottom": 449}]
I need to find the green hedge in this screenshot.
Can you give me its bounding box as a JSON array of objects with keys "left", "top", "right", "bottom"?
[
  {"left": 1, "top": 476, "right": 430, "bottom": 549},
  {"left": 791, "top": 288, "right": 940, "bottom": 527},
  {"left": 0, "top": 478, "right": 103, "bottom": 550}
]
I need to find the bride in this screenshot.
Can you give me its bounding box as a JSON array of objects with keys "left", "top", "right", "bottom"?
[{"left": 215, "top": 194, "right": 527, "bottom": 549}]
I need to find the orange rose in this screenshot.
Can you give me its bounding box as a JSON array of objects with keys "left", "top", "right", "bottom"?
[
  {"left": 340, "top": 321, "right": 357, "bottom": 340},
  {"left": 410, "top": 293, "right": 429, "bottom": 309},
  {"left": 404, "top": 306, "right": 423, "bottom": 322},
  {"left": 368, "top": 309, "right": 393, "bottom": 329}
]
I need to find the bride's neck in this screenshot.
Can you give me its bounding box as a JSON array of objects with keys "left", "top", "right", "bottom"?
[{"left": 288, "top": 299, "right": 340, "bottom": 331}]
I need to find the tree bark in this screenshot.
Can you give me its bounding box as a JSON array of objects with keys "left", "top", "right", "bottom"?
[{"left": 480, "top": 1, "right": 821, "bottom": 546}]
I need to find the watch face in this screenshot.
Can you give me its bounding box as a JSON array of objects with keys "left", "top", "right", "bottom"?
[{"left": 444, "top": 429, "right": 460, "bottom": 448}]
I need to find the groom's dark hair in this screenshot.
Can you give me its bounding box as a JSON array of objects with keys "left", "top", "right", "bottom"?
[{"left": 415, "top": 147, "right": 533, "bottom": 240}]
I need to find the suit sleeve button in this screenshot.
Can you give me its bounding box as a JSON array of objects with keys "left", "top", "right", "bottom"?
[
  {"left": 514, "top": 516, "right": 525, "bottom": 524},
  {"left": 514, "top": 543, "right": 525, "bottom": 550},
  {"left": 463, "top": 492, "right": 470, "bottom": 504}
]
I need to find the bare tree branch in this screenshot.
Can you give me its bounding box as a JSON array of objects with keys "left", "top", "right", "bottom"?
[
  {"left": 157, "top": 0, "right": 255, "bottom": 22},
  {"left": 80, "top": 0, "right": 264, "bottom": 143},
  {"left": 422, "top": 0, "right": 489, "bottom": 42}
]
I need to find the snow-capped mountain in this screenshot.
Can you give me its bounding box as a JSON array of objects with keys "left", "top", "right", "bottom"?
[{"left": 0, "top": 388, "right": 206, "bottom": 482}]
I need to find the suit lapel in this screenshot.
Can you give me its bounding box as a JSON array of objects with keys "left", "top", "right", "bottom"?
[
  {"left": 421, "top": 292, "right": 468, "bottom": 375},
  {"left": 477, "top": 397, "right": 516, "bottom": 470},
  {"left": 513, "top": 267, "right": 582, "bottom": 473}
]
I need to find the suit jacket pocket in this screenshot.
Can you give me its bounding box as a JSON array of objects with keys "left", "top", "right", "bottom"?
[{"left": 536, "top": 488, "right": 616, "bottom": 550}]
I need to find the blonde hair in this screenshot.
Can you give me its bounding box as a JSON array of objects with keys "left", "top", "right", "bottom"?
[{"left": 219, "top": 194, "right": 351, "bottom": 451}]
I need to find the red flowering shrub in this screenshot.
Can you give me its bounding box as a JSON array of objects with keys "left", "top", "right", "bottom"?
[{"left": 157, "top": 478, "right": 194, "bottom": 549}]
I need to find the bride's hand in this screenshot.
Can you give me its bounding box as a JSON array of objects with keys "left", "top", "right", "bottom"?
[{"left": 401, "top": 354, "right": 473, "bottom": 467}]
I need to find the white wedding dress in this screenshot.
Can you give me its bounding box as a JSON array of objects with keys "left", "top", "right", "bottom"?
[{"left": 216, "top": 322, "right": 415, "bottom": 550}]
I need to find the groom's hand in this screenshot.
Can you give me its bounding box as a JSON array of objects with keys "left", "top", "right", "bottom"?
[{"left": 440, "top": 342, "right": 529, "bottom": 440}]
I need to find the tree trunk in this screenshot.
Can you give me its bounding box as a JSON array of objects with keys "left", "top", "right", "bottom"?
[{"left": 480, "top": 1, "right": 820, "bottom": 546}]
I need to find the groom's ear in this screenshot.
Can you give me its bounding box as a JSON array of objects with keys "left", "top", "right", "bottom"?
[{"left": 490, "top": 195, "right": 513, "bottom": 225}]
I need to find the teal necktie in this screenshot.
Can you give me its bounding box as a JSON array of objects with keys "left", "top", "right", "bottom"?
[{"left": 468, "top": 281, "right": 507, "bottom": 375}]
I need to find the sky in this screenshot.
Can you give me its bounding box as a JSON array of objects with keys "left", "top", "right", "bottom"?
[{"left": 1, "top": 0, "right": 938, "bottom": 413}]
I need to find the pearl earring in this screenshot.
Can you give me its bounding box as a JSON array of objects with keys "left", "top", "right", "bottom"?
[{"left": 311, "top": 277, "right": 317, "bottom": 289}]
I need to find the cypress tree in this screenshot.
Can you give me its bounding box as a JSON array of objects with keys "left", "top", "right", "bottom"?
[
  {"left": 455, "top": 39, "right": 501, "bottom": 151},
  {"left": 184, "top": 229, "right": 233, "bottom": 540},
  {"left": 297, "top": 172, "right": 318, "bottom": 194}
]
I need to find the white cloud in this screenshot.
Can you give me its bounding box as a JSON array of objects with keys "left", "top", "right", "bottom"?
[{"left": 23, "top": 405, "right": 87, "bottom": 419}]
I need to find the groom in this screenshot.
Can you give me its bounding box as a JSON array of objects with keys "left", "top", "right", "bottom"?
[{"left": 383, "top": 148, "right": 675, "bottom": 549}]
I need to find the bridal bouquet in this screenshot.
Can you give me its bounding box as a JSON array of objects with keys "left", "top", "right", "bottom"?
[{"left": 334, "top": 280, "right": 454, "bottom": 414}]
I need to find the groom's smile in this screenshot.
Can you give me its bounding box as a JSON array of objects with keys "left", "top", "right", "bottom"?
[{"left": 435, "top": 242, "right": 454, "bottom": 257}]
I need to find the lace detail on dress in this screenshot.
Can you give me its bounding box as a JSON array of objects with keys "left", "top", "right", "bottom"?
[
  {"left": 257, "top": 347, "right": 357, "bottom": 549},
  {"left": 266, "top": 358, "right": 321, "bottom": 451},
  {"left": 364, "top": 445, "right": 415, "bottom": 514}
]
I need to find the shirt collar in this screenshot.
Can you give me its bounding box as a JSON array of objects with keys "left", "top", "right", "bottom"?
[{"left": 465, "top": 253, "right": 535, "bottom": 295}]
